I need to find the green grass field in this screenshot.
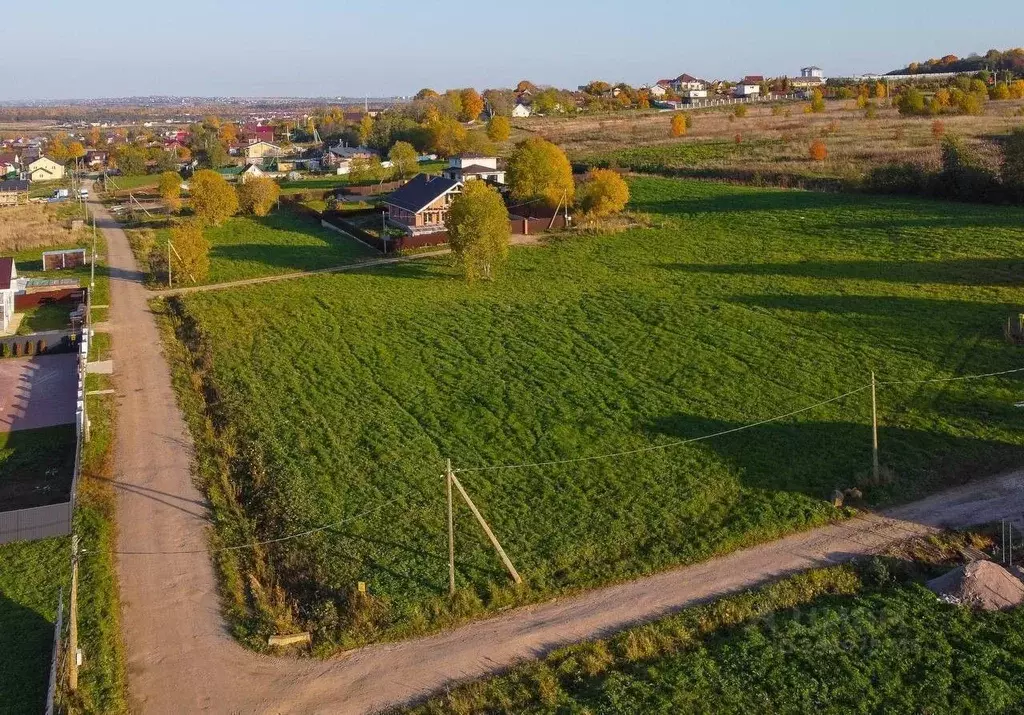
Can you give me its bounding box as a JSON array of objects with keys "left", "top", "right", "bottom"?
[
  {"left": 0, "top": 536, "right": 68, "bottom": 714},
  {"left": 407, "top": 538, "right": 1024, "bottom": 714},
  {"left": 162, "top": 176, "right": 1024, "bottom": 651}
]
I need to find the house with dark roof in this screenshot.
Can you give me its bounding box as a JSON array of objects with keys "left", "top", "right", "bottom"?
[
  {"left": 0, "top": 179, "right": 28, "bottom": 207},
  {"left": 0, "top": 258, "right": 19, "bottom": 333},
  {"left": 735, "top": 76, "right": 764, "bottom": 98},
  {"left": 382, "top": 174, "right": 462, "bottom": 235},
  {"left": 441, "top": 155, "right": 505, "bottom": 185}
]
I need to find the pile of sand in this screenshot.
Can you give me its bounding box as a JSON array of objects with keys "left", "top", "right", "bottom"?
[{"left": 927, "top": 560, "right": 1024, "bottom": 611}]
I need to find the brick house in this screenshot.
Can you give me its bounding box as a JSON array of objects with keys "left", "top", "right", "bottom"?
[{"left": 383, "top": 174, "right": 462, "bottom": 235}]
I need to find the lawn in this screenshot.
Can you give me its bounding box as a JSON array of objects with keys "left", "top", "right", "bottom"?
[
  {"left": 162, "top": 176, "right": 1024, "bottom": 651},
  {"left": 407, "top": 535, "right": 1024, "bottom": 714},
  {"left": 0, "top": 426, "right": 78, "bottom": 510},
  {"left": 17, "top": 302, "right": 74, "bottom": 334},
  {"left": 0, "top": 536, "right": 68, "bottom": 715}
]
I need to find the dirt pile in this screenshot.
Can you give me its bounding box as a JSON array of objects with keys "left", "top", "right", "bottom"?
[{"left": 927, "top": 560, "right": 1024, "bottom": 611}]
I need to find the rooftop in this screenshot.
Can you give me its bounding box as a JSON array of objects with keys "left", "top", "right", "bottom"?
[{"left": 385, "top": 174, "right": 460, "bottom": 213}]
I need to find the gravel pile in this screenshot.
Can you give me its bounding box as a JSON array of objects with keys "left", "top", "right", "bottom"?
[{"left": 927, "top": 560, "right": 1024, "bottom": 611}]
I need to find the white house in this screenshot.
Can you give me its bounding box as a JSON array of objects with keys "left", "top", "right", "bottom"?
[
  {"left": 801, "top": 66, "right": 824, "bottom": 79},
  {"left": 0, "top": 258, "right": 19, "bottom": 333},
  {"left": 672, "top": 74, "right": 706, "bottom": 92},
  {"left": 243, "top": 141, "right": 281, "bottom": 162},
  {"left": 647, "top": 84, "right": 668, "bottom": 98},
  {"left": 27, "top": 156, "right": 65, "bottom": 182},
  {"left": 511, "top": 103, "right": 532, "bottom": 118},
  {"left": 442, "top": 155, "right": 505, "bottom": 184},
  {"left": 682, "top": 89, "right": 708, "bottom": 101},
  {"left": 734, "top": 76, "right": 763, "bottom": 98}
]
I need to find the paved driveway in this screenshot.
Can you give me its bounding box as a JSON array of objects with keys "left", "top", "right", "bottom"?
[{"left": 0, "top": 353, "right": 78, "bottom": 432}]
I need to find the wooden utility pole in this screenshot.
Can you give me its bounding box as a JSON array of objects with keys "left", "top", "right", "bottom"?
[
  {"left": 450, "top": 473, "right": 522, "bottom": 585},
  {"left": 90, "top": 215, "right": 97, "bottom": 290},
  {"left": 446, "top": 460, "right": 456, "bottom": 595},
  {"left": 167, "top": 241, "right": 172, "bottom": 288},
  {"left": 871, "top": 371, "right": 879, "bottom": 484},
  {"left": 69, "top": 535, "right": 80, "bottom": 692}
]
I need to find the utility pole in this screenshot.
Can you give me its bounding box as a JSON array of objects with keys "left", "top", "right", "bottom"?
[
  {"left": 167, "top": 241, "right": 172, "bottom": 288},
  {"left": 871, "top": 371, "right": 879, "bottom": 484},
  {"left": 446, "top": 459, "right": 456, "bottom": 595},
  {"left": 450, "top": 473, "right": 522, "bottom": 585},
  {"left": 90, "top": 215, "right": 97, "bottom": 289},
  {"left": 69, "top": 535, "right": 80, "bottom": 693}
]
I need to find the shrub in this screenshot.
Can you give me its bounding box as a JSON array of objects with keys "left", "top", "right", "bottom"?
[
  {"left": 158, "top": 171, "right": 182, "bottom": 213},
  {"left": 733, "top": 105, "right": 748, "bottom": 118},
  {"left": 933, "top": 88, "right": 951, "bottom": 107},
  {"left": 189, "top": 169, "right": 238, "bottom": 226},
  {"left": 576, "top": 169, "right": 630, "bottom": 217},
  {"left": 934, "top": 135, "right": 1000, "bottom": 201},
  {"left": 169, "top": 220, "right": 211, "bottom": 283},
  {"left": 897, "top": 88, "right": 926, "bottom": 115},
  {"left": 734, "top": 133, "right": 743, "bottom": 144},
  {"left": 809, "top": 88, "right": 826, "bottom": 113},
  {"left": 236, "top": 177, "right": 280, "bottom": 217},
  {"left": 864, "top": 102, "right": 878, "bottom": 119},
  {"left": 931, "top": 120, "right": 946, "bottom": 140},
  {"left": 670, "top": 114, "right": 687, "bottom": 137},
  {"left": 990, "top": 83, "right": 1011, "bottom": 100},
  {"left": 864, "top": 163, "right": 927, "bottom": 195},
  {"left": 771, "top": 105, "right": 785, "bottom": 116},
  {"left": 1001, "top": 127, "right": 1024, "bottom": 202},
  {"left": 809, "top": 140, "right": 828, "bottom": 161}
]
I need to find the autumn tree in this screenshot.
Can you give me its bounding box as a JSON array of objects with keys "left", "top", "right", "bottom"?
[
  {"left": 874, "top": 81, "right": 887, "bottom": 99},
  {"left": 158, "top": 171, "right": 182, "bottom": 213},
  {"left": 236, "top": 176, "right": 280, "bottom": 217},
  {"left": 87, "top": 127, "right": 101, "bottom": 147},
  {"left": 576, "top": 169, "right": 630, "bottom": 217},
  {"left": 388, "top": 141, "right": 419, "bottom": 178},
  {"left": 48, "top": 133, "right": 70, "bottom": 163},
  {"left": 188, "top": 169, "right": 238, "bottom": 225},
  {"left": 67, "top": 141, "right": 87, "bottom": 163},
  {"left": 441, "top": 90, "right": 463, "bottom": 119},
  {"left": 487, "top": 115, "right": 511, "bottom": 142},
  {"left": 506, "top": 137, "right": 575, "bottom": 208},
  {"left": 426, "top": 117, "right": 467, "bottom": 157},
  {"left": 114, "top": 144, "right": 147, "bottom": 175},
  {"left": 218, "top": 123, "right": 239, "bottom": 145},
  {"left": 357, "top": 115, "right": 374, "bottom": 146},
  {"left": 459, "top": 88, "right": 484, "bottom": 122},
  {"left": 809, "top": 88, "right": 826, "bottom": 113},
  {"left": 415, "top": 88, "right": 439, "bottom": 100},
  {"left": 445, "top": 180, "right": 510, "bottom": 282},
  {"left": 809, "top": 140, "right": 828, "bottom": 161},
  {"left": 670, "top": 114, "right": 687, "bottom": 137},
  {"left": 169, "top": 221, "right": 210, "bottom": 283}
]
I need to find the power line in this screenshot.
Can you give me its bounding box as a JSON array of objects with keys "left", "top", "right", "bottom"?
[
  {"left": 456, "top": 385, "right": 873, "bottom": 474},
  {"left": 877, "top": 365, "right": 1024, "bottom": 386},
  {"left": 114, "top": 495, "right": 410, "bottom": 556}
]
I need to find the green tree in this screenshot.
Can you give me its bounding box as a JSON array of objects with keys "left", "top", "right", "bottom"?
[
  {"left": 506, "top": 137, "right": 575, "bottom": 208},
  {"left": 459, "top": 88, "right": 485, "bottom": 122},
  {"left": 387, "top": 141, "right": 419, "bottom": 178},
  {"left": 897, "top": 87, "right": 926, "bottom": 115},
  {"left": 188, "top": 169, "right": 238, "bottom": 225},
  {"left": 349, "top": 156, "right": 386, "bottom": 183},
  {"left": 444, "top": 181, "right": 510, "bottom": 282},
  {"left": 487, "top": 116, "right": 511, "bottom": 142},
  {"left": 169, "top": 221, "right": 210, "bottom": 283},
  {"left": 158, "top": 171, "right": 182, "bottom": 213},
  {"left": 114, "top": 144, "right": 148, "bottom": 175},
  {"left": 415, "top": 88, "right": 439, "bottom": 100},
  {"left": 576, "top": 169, "right": 630, "bottom": 217},
  {"left": 236, "top": 176, "right": 280, "bottom": 216},
  {"left": 426, "top": 117, "right": 467, "bottom": 157}
]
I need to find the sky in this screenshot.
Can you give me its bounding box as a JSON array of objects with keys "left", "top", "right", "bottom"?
[{"left": 5, "top": 0, "right": 1024, "bottom": 100}]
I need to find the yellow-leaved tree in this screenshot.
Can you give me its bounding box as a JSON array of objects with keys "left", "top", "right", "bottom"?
[
  {"left": 576, "top": 169, "right": 630, "bottom": 217},
  {"left": 388, "top": 141, "right": 419, "bottom": 178},
  {"left": 445, "top": 181, "right": 510, "bottom": 283},
  {"left": 169, "top": 220, "right": 210, "bottom": 283},
  {"left": 487, "top": 115, "right": 511, "bottom": 142},
  {"left": 459, "top": 88, "right": 485, "bottom": 122},
  {"left": 158, "top": 171, "right": 182, "bottom": 213},
  {"left": 189, "top": 169, "right": 238, "bottom": 225},
  {"left": 506, "top": 137, "right": 575, "bottom": 209},
  {"left": 236, "top": 176, "right": 280, "bottom": 217},
  {"left": 670, "top": 114, "right": 687, "bottom": 137}
]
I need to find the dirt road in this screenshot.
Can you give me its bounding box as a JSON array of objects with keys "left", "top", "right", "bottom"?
[{"left": 96, "top": 189, "right": 1024, "bottom": 713}]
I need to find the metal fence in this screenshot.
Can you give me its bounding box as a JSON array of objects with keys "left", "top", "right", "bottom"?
[{"left": 0, "top": 295, "right": 89, "bottom": 545}]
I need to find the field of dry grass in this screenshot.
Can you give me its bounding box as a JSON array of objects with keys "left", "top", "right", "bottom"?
[
  {"left": 514, "top": 98, "right": 1024, "bottom": 181},
  {"left": 0, "top": 203, "right": 85, "bottom": 254}
]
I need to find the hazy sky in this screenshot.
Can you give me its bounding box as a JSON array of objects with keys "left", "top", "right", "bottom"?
[{"left": 6, "top": 0, "right": 1024, "bottom": 100}]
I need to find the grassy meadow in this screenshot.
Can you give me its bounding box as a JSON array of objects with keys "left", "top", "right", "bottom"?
[
  {"left": 407, "top": 535, "right": 1024, "bottom": 714},
  {"left": 129, "top": 205, "right": 376, "bottom": 287},
  {"left": 543, "top": 97, "right": 1024, "bottom": 183},
  {"left": 161, "top": 176, "right": 1024, "bottom": 650},
  {"left": 0, "top": 536, "right": 68, "bottom": 714}
]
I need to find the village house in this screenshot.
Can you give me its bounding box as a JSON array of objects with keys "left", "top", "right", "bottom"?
[
  {"left": 27, "top": 156, "right": 65, "bottom": 182},
  {"left": 511, "top": 103, "right": 532, "bottom": 118},
  {"left": 0, "top": 153, "right": 20, "bottom": 179},
  {"left": 0, "top": 180, "right": 29, "bottom": 207},
  {"left": 734, "top": 76, "right": 764, "bottom": 98},
  {"left": 240, "top": 124, "right": 274, "bottom": 144},
  {"left": 383, "top": 174, "right": 462, "bottom": 235},
  {"left": 243, "top": 141, "right": 281, "bottom": 162},
  {"left": 441, "top": 155, "right": 505, "bottom": 185},
  {"left": 215, "top": 163, "right": 266, "bottom": 183},
  {"left": 85, "top": 150, "right": 109, "bottom": 168},
  {"left": 672, "top": 74, "right": 706, "bottom": 92},
  {"left": 647, "top": 83, "right": 668, "bottom": 98},
  {"left": 789, "top": 66, "right": 826, "bottom": 90}
]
